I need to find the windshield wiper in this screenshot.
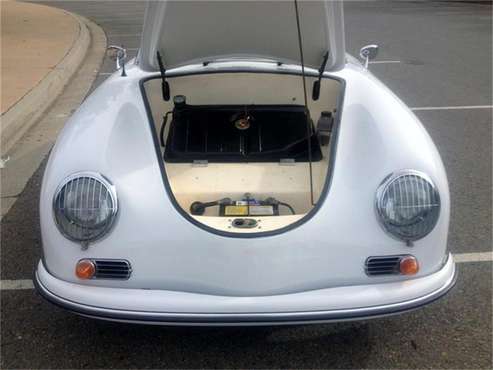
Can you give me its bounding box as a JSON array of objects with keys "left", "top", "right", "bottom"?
[
  {"left": 312, "top": 51, "right": 329, "bottom": 101},
  {"left": 157, "top": 51, "right": 170, "bottom": 101}
]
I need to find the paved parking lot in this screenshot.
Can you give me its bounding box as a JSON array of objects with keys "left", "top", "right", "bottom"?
[{"left": 1, "top": 1, "right": 492, "bottom": 368}]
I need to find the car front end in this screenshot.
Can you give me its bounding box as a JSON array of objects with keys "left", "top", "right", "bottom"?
[{"left": 35, "top": 0, "right": 456, "bottom": 326}]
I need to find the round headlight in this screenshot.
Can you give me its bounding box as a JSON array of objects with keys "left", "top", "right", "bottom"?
[
  {"left": 376, "top": 170, "right": 440, "bottom": 242},
  {"left": 53, "top": 172, "right": 118, "bottom": 244}
]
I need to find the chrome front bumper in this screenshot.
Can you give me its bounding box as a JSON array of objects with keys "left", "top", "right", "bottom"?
[{"left": 34, "top": 255, "right": 457, "bottom": 326}]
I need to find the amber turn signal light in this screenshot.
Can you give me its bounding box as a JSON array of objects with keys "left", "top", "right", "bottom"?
[
  {"left": 400, "top": 256, "right": 419, "bottom": 275},
  {"left": 75, "top": 259, "right": 95, "bottom": 279}
]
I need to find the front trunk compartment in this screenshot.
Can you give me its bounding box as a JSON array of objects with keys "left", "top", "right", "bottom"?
[
  {"left": 164, "top": 103, "right": 323, "bottom": 163},
  {"left": 142, "top": 71, "right": 343, "bottom": 234}
]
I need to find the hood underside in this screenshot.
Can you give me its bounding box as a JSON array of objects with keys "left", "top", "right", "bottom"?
[{"left": 139, "top": 0, "right": 345, "bottom": 72}]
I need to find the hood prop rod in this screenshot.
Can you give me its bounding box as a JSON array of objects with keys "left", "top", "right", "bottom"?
[
  {"left": 157, "top": 51, "right": 170, "bottom": 101},
  {"left": 294, "top": 0, "right": 315, "bottom": 206},
  {"left": 312, "top": 51, "right": 329, "bottom": 101}
]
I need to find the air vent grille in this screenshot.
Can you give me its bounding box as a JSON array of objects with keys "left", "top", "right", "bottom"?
[
  {"left": 93, "top": 259, "right": 131, "bottom": 279},
  {"left": 365, "top": 256, "right": 402, "bottom": 276}
]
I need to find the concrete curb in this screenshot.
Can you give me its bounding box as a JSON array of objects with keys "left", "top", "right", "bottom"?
[
  {"left": 0, "top": 15, "right": 107, "bottom": 218},
  {"left": 1, "top": 11, "right": 91, "bottom": 156}
]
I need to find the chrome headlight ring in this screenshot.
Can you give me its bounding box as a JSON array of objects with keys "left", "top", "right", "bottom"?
[
  {"left": 53, "top": 172, "right": 118, "bottom": 246},
  {"left": 375, "top": 170, "right": 440, "bottom": 243}
]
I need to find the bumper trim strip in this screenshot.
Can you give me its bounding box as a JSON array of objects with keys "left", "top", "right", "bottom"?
[{"left": 34, "top": 263, "right": 457, "bottom": 326}]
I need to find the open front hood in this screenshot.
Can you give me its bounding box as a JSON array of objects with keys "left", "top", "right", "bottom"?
[{"left": 139, "top": 1, "right": 345, "bottom": 72}]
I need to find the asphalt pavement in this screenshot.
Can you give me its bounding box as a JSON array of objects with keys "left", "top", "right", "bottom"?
[{"left": 1, "top": 1, "right": 492, "bottom": 368}]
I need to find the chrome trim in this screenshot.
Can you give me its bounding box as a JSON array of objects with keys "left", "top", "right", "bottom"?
[
  {"left": 365, "top": 255, "right": 405, "bottom": 276},
  {"left": 92, "top": 259, "right": 132, "bottom": 280},
  {"left": 375, "top": 169, "right": 441, "bottom": 243},
  {"left": 34, "top": 262, "right": 457, "bottom": 326},
  {"left": 52, "top": 172, "right": 118, "bottom": 246}
]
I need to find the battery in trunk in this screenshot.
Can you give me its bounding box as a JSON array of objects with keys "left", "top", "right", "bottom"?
[{"left": 219, "top": 201, "right": 279, "bottom": 217}]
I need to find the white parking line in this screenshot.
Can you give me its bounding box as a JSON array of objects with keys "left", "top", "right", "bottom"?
[
  {"left": 454, "top": 251, "right": 493, "bottom": 263},
  {"left": 0, "top": 252, "right": 490, "bottom": 291},
  {"left": 0, "top": 279, "right": 34, "bottom": 290},
  {"left": 96, "top": 19, "right": 143, "bottom": 22},
  {"left": 411, "top": 105, "right": 493, "bottom": 111},
  {"left": 369, "top": 60, "right": 401, "bottom": 64},
  {"left": 107, "top": 34, "right": 141, "bottom": 37}
]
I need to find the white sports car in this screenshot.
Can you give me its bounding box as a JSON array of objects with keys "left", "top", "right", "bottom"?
[{"left": 35, "top": 1, "right": 456, "bottom": 325}]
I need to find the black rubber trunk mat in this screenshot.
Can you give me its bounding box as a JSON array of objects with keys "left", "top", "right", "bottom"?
[{"left": 164, "top": 104, "right": 322, "bottom": 163}]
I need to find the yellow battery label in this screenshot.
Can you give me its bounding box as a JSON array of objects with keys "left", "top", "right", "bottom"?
[{"left": 224, "top": 205, "right": 249, "bottom": 216}]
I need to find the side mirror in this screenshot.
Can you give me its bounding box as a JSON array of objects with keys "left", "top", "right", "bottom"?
[
  {"left": 107, "top": 45, "right": 127, "bottom": 76},
  {"left": 359, "top": 44, "right": 379, "bottom": 68}
]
